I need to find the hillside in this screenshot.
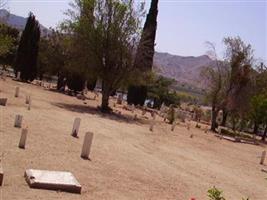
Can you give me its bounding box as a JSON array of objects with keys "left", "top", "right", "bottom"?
[
  {"left": 0, "top": 9, "right": 50, "bottom": 35},
  {"left": 154, "top": 52, "right": 215, "bottom": 89}
]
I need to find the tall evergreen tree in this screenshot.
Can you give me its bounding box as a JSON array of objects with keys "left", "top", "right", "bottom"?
[
  {"left": 127, "top": 0, "right": 159, "bottom": 106},
  {"left": 14, "top": 13, "right": 40, "bottom": 81}
]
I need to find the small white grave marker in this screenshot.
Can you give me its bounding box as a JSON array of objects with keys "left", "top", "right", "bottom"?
[
  {"left": 117, "top": 94, "right": 123, "bottom": 104},
  {"left": 14, "top": 115, "right": 23, "bottom": 128},
  {"left": 19, "top": 128, "right": 28, "bottom": 149},
  {"left": 17, "top": 71, "right": 21, "bottom": 80},
  {"left": 260, "top": 150, "right": 266, "bottom": 165},
  {"left": 186, "top": 121, "right": 191, "bottom": 130},
  {"left": 27, "top": 98, "right": 31, "bottom": 110},
  {"left": 81, "top": 132, "right": 94, "bottom": 159},
  {"left": 171, "top": 121, "right": 176, "bottom": 131},
  {"left": 25, "top": 95, "right": 31, "bottom": 104},
  {"left": 15, "top": 86, "right": 20, "bottom": 97},
  {"left": 149, "top": 120, "right": 154, "bottom": 132},
  {"left": 71, "top": 118, "right": 81, "bottom": 137},
  {"left": 0, "top": 165, "right": 3, "bottom": 186}
]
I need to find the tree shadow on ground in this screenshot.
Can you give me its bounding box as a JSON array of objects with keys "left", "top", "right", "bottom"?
[{"left": 51, "top": 102, "right": 147, "bottom": 124}]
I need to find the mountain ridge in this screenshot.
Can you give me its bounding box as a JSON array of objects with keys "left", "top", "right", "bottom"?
[{"left": 0, "top": 9, "right": 50, "bottom": 35}]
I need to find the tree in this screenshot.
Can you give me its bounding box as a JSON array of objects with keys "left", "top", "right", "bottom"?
[
  {"left": 127, "top": 0, "right": 159, "bottom": 106},
  {"left": 0, "top": 23, "right": 19, "bottom": 67},
  {"left": 147, "top": 75, "right": 179, "bottom": 108},
  {"left": 201, "top": 42, "right": 230, "bottom": 131},
  {"left": 14, "top": 13, "right": 40, "bottom": 81},
  {"left": 249, "top": 94, "right": 267, "bottom": 140},
  {"left": 202, "top": 37, "right": 254, "bottom": 132},
  {"left": 223, "top": 37, "right": 253, "bottom": 120},
  {"left": 66, "top": 0, "right": 145, "bottom": 111},
  {"left": 248, "top": 62, "right": 267, "bottom": 139}
]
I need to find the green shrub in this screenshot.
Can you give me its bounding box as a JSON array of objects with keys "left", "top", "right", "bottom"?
[{"left": 208, "top": 187, "right": 226, "bottom": 200}]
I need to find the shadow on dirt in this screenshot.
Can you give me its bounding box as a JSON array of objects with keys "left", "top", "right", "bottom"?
[{"left": 51, "top": 102, "right": 146, "bottom": 125}]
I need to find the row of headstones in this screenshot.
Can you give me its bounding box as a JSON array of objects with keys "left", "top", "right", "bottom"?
[
  {"left": 14, "top": 86, "right": 32, "bottom": 110},
  {"left": 14, "top": 115, "right": 93, "bottom": 159},
  {"left": 148, "top": 112, "right": 190, "bottom": 132}
]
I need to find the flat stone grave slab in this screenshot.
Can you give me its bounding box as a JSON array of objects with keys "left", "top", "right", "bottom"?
[
  {"left": 24, "top": 169, "right": 81, "bottom": 194},
  {"left": 215, "top": 134, "right": 238, "bottom": 142}
]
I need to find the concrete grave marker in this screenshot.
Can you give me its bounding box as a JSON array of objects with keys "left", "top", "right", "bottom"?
[
  {"left": 260, "top": 150, "right": 266, "bottom": 165},
  {"left": 17, "top": 71, "right": 21, "bottom": 80},
  {"left": 71, "top": 118, "right": 81, "bottom": 137},
  {"left": 151, "top": 112, "right": 156, "bottom": 120},
  {"left": 117, "top": 94, "right": 123, "bottom": 105},
  {"left": 25, "top": 95, "right": 31, "bottom": 104},
  {"left": 24, "top": 169, "right": 82, "bottom": 194},
  {"left": 81, "top": 132, "right": 94, "bottom": 159},
  {"left": 0, "top": 98, "right": 7, "bottom": 106},
  {"left": 19, "top": 128, "right": 28, "bottom": 149},
  {"left": 15, "top": 86, "right": 20, "bottom": 97},
  {"left": 171, "top": 121, "right": 176, "bottom": 131},
  {"left": 0, "top": 165, "right": 3, "bottom": 186},
  {"left": 142, "top": 110, "right": 146, "bottom": 116},
  {"left": 149, "top": 120, "right": 154, "bottom": 132},
  {"left": 186, "top": 121, "right": 191, "bottom": 130},
  {"left": 14, "top": 114, "right": 23, "bottom": 128},
  {"left": 27, "top": 98, "right": 31, "bottom": 110}
]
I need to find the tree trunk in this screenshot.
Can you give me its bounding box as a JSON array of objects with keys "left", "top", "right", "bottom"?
[
  {"left": 211, "top": 106, "right": 218, "bottom": 132},
  {"left": 253, "top": 122, "right": 258, "bottom": 135},
  {"left": 101, "top": 81, "right": 112, "bottom": 112},
  {"left": 221, "top": 109, "right": 228, "bottom": 127},
  {"left": 262, "top": 125, "right": 267, "bottom": 141}
]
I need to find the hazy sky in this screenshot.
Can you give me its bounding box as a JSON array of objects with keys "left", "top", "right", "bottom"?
[{"left": 6, "top": 0, "right": 267, "bottom": 61}]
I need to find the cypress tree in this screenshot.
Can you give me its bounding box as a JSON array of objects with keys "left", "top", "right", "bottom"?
[
  {"left": 127, "top": 0, "right": 159, "bottom": 106},
  {"left": 14, "top": 13, "right": 40, "bottom": 82}
]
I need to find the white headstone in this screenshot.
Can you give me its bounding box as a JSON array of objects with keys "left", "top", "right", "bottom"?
[
  {"left": 117, "top": 94, "right": 123, "bottom": 104},
  {"left": 17, "top": 71, "right": 21, "bottom": 80},
  {"left": 81, "top": 132, "right": 94, "bottom": 159},
  {"left": 171, "top": 121, "right": 176, "bottom": 131},
  {"left": 204, "top": 125, "right": 208, "bottom": 133},
  {"left": 0, "top": 165, "right": 3, "bottom": 186},
  {"left": 149, "top": 120, "right": 154, "bottom": 132},
  {"left": 15, "top": 86, "right": 20, "bottom": 97},
  {"left": 14, "top": 115, "right": 23, "bottom": 128},
  {"left": 19, "top": 128, "right": 28, "bottom": 149},
  {"left": 25, "top": 95, "right": 31, "bottom": 104},
  {"left": 28, "top": 98, "right": 31, "bottom": 110},
  {"left": 71, "top": 118, "right": 81, "bottom": 137},
  {"left": 260, "top": 150, "right": 266, "bottom": 165},
  {"left": 218, "top": 126, "right": 222, "bottom": 134},
  {"left": 186, "top": 121, "right": 191, "bottom": 130}
]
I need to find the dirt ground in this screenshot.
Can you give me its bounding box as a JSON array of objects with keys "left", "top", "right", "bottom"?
[{"left": 0, "top": 78, "right": 267, "bottom": 200}]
